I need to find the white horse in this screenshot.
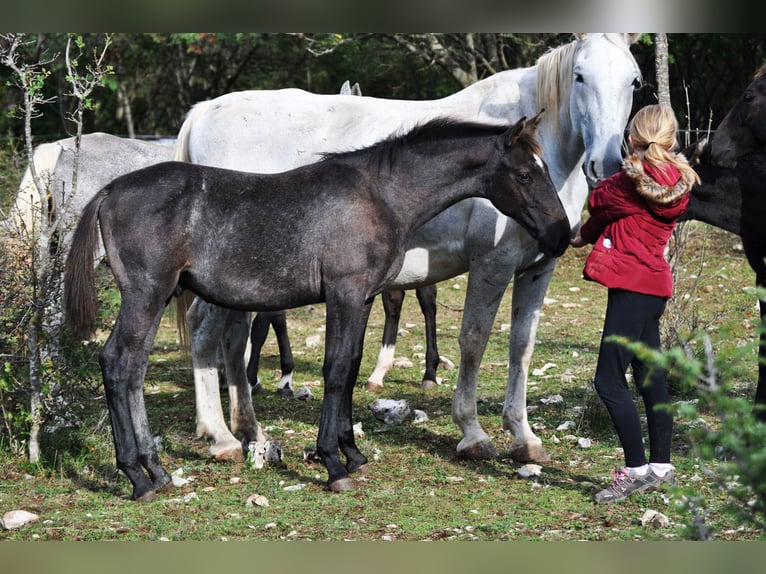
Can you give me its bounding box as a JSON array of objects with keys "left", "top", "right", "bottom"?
[
  {"left": 5, "top": 133, "right": 175, "bottom": 254},
  {"left": 175, "top": 33, "right": 642, "bottom": 463}
]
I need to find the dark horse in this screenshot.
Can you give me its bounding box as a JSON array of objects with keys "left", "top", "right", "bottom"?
[
  {"left": 682, "top": 64, "right": 766, "bottom": 420},
  {"left": 64, "top": 114, "right": 571, "bottom": 501}
]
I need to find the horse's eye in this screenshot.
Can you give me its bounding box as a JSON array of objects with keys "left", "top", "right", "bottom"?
[
  {"left": 743, "top": 90, "right": 754, "bottom": 102},
  {"left": 517, "top": 172, "right": 531, "bottom": 184},
  {"left": 632, "top": 77, "right": 641, "bottom": 90},
  {"left": 574, "top": 73, "right": 584, "bottom": 84}
]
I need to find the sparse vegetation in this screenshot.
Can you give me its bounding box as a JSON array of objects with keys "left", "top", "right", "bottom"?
[{"left": 1, "top": 220, "right": 763, "bottom": 541}]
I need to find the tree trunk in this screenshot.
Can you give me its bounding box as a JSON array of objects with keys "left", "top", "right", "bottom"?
[{"left": 654, "top": 33, "right": 671, "bottom": 107}]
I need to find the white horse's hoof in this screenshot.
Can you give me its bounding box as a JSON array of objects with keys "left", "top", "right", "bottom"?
[
  {"left": 510, "top": 442, "right": 551, "bottom": 463},
  {"left": 210, "top": 441, "right": 245, "bottom": 462},
  {"left": 457, "top": 441, "right": 498, "bottom": 460},
  {"left": 365, "top": 381, "right": 384, "bottom": 393}
]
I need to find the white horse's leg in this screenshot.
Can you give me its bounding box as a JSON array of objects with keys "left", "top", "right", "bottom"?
[
  {"left": 452, "top": 265, "right": 512, "bottom": 460},
  {"left": 221, "top": 309, "right": 266, "bottom": 442},
  {"left": 187, "top": 298, "right": 244, "bottom": 461},
  {"left": 503, "top": 259, "right": 558, "bottom": 463}
]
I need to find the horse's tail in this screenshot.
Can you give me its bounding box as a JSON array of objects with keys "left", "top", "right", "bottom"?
[
  {"left": 173, "top": 99, "right": 211, "bottom": 163},
  {"left": 174, "top": 291, "right": 194, "bottom": 355},
  {"left": 5, "top": 141, "right": 63, "bottom": 234},
  {"left": 172, "top": 100, "right": 211, "bottom": 353},
  {"left": 63, "top": 189, "right": 109, "bottom": 340}
]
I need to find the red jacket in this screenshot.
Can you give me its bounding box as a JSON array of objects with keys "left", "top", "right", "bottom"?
[{"left": 580, "top": 155, "right": 693, "bottom": 298}]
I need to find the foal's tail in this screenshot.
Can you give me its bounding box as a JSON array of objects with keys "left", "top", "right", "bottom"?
[{"left": 63, "top": 189, "right": 108, "bottom": 340}]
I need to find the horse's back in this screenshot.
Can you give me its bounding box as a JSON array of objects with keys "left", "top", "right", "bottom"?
[{"left": 177, "top": 75, "right": 540, "bottom": 176}]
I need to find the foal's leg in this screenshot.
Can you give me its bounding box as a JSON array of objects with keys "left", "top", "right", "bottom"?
[
  {"left": 100, "top": 297, "right": 171, "bottom": 501},
  {"left": 501, "top": 259, "right": 557, "bottom": 463},
  {"left": 318, "top": 293, "right": 372, "bottom": 492},
  {"left": 416, "top": 284, "right": 441, "bottom": 390},
  {"left": 188, "top": 299, "right": 244, "bottom": 461},
  {"left": 221, "top": 309, "right": 266, "bottom": 444},
  {"left": 367, "top": 290, "right": 405, "bottom": 392}
]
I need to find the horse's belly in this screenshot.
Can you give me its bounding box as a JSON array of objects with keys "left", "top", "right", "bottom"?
[{"left": 389, "top": 245, "right": 468, "bottom": 290}]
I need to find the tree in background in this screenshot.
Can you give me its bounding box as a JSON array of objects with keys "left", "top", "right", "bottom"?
[{"left": 0, "top": 33, "right": 112, "bottom": 461}]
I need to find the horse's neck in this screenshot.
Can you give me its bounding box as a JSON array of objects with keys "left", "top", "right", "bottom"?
[
  {"left": 537, "top": 113, "right": 589, "bottom": 229},
  {"left": 375, "top": 142, "right": 493, "bottom": 232}
]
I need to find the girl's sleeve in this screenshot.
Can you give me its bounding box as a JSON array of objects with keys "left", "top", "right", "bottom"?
[{"left": 580, "top": 176, "right": 643, "bottom": 243}]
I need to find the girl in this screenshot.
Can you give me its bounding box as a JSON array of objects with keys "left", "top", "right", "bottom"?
[{"left": 570, "top": 104, "right": 700, "bottom": 503}]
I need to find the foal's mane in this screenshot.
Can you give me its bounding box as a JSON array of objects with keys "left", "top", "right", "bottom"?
[{"left": 321, "top": 117, "right": 541, "bottom": 166}]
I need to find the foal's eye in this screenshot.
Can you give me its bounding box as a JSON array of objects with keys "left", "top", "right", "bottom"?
[
  {"left": 743, "top": 90, "right": 754, "bottom": 103},
  {"left": 574, "top": 73, "right": 584, "bottom": 84},
  {"left": 632, "top": 77, "right": 641, "bottom": 90}
]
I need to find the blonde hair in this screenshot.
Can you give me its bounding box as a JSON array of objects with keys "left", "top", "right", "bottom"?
[{"left": 628, "top": 104, "right": 700, "bottom": 185}]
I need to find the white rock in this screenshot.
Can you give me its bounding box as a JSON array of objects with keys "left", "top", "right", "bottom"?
[
  {"left": 392, "top": 357, "right": 414, "bottom": 368},
  {"left": 183, "top": 492, "right": 199, "bottom": 503},
  {"left": 518, "top": 464, "right": 543, "bottom": 479},
  {"left": 640, "top": 509, "right": 670, "bottom": 528},
  {"left": 557, "top": 420, "right": 576, "bottom": 431},
  {"left": 540, "top": 394, "right": 564, "bottom": 404},
  {"left": 412, "top": 409, "right": 429, "bottom": 423},
  {"left": 368, "top": 398, "right": 411, "bottom": 425},
  {"left": 439, "top": 356, "right": 455, "bottom": 370},
  {"left": 247, "top": 440, "right": 284, "bottom": 469},
  {"left": 171, "top": 474, "right": 189, "bottom": 487},
  {"left": 293, "top": 386, "right": 313, "bottom": 401},
  {"left": 577, "top": 437, "right": 592, "bottom": 449},
  {"left": 245, "top": 494, "right": 270, "bottom": 507},
  {"left": 1, "top": 510, "right": 39, "bottom": 530},
  {"left": 532, "top": 362, "right": 557, "bottom": 376}
]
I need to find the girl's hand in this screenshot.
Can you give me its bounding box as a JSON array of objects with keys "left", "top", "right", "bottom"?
[{"left": 570, "top": 233, "right": 587, "bottom": 248}]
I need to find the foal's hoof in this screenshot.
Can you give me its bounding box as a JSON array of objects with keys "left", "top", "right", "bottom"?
[
  {"left": 134, "top": 489, "right": 157, "bottom": 503},
  {"left": 510, "top": 443, "right": 551, "bottom": 463},
  {"left": 328, "top": 477, "right": 355, "bottom": 493},
  {"left": 421, "top": 379, "right": 438, "bottom": 390},
  {"left": 365, "top": 381, "right": 384, "bottom": 393},
  {"left": 349, "top": 463, "right": 370, "bottom": 476},
  {"left": 457, "top": 441, "right": 498, "bottom": 460}
]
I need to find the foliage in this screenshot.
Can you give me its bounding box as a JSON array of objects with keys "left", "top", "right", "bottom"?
[
  {"left": 2, "top": 34, "right": 763, "bottom": 143},
  {"left": 0, "top": 33, "right": 113, "bottom": 461}
]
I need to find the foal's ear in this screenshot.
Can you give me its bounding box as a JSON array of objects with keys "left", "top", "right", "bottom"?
[
  {"left": 504, "top": 116, "right": 527, "bottom": 147},
  {"left": 527, "top": 109, "right": 544, "bottom": 133},
  {"left": 504, "top": 110, "right": 543, "bottom": 147}
]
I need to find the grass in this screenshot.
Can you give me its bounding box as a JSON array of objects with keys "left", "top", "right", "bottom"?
[{"left": 0, "top": 222, "right": 764, "bottom": 541}]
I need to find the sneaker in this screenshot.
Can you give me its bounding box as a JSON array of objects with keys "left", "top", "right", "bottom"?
[
  {"left": 651, "top": 467, "right": 677, "bottom": 487},
  {"left": 594, "top": 468, "right": 671, "bottom": 504}
]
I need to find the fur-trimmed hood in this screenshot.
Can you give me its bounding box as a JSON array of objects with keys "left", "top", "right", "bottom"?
[{"left": 622, "top": 154, "right": 693, "bottom": 206}]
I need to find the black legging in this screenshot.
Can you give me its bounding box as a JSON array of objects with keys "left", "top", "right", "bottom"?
[{"left": 593, "top": 289, "right": 673, "bottom": 468}]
